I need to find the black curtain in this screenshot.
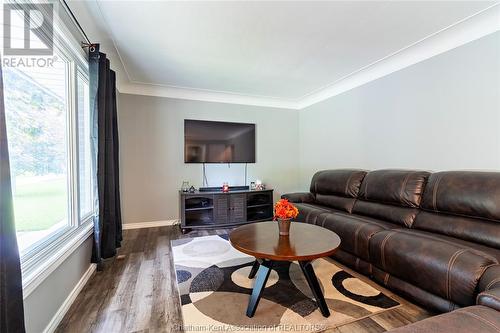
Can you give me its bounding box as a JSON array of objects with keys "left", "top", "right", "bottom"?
[
  {"left": 90, "top": 45, "right": 122, "bottom": 266},
  {"left": 0, "top": 58, "right": 26, "bottom": 331}
]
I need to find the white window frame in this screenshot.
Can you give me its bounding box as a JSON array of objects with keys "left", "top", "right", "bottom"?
[
  {"left": 5, "top": 0, "right": 96, "bottom": 298},
  {"left": 76, "top": 70, "right": 93, "bottom": 223}
]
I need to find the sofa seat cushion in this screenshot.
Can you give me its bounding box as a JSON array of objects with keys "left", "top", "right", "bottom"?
[
  {"left": 322, "top": 213, "right": 400, "bottom": 261},
  {"left": 369, "top": 229, "right": 498, "bottom": 307},
  {"left": 386, "top": 306, "right": 500, "bottom": 333},
  {"left": 371, "top": 266, "right": 460, "bottom": 312},
  {"left": 294, "top": 203, "right": 340, "bottom": 225}
]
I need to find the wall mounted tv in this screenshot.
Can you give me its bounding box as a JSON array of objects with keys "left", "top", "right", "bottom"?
[{"left": 184, "top": 119, "right": 256, "bottom": 163}]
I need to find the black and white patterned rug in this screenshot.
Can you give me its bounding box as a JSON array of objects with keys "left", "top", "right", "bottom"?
[{"left": 172, "top": 235, "right": 400, "bottom": 332}]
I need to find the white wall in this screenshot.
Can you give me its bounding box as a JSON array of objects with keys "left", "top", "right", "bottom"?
[
  {"left": 23, "top": 237, "right": 93, "bottom": 333},
  {"left": 298, "top": 31, "right": 500, "bottom": 189},
  {"left": 117, "top": 95, "right": 300, "bottom": 224},
  {"left": 117, "top": 32, "right": 500, "bottom": 223}
]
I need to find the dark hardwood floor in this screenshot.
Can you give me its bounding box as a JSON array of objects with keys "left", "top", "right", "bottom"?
[{"left": 56, "top": 226, "right": 431, "bottom": 333}]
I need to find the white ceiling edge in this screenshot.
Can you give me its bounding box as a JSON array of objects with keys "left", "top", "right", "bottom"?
[
  {"left": 118, "top": 82, "right": 299, "bottom": 110},
  {"left": 115, "top": 4, "right": 500, "bottom": 111},
  {"left": 297, "top": 3, "right": 500, "bottom": 109}
]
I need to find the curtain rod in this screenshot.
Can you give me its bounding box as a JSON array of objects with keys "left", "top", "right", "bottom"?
[{"left": 60, "top": 0, "right": 92, "bottom": 47}]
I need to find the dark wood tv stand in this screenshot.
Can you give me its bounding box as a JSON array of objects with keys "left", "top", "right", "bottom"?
[{"left": 179, "top": 188, "right": 274, "bottom": 233}]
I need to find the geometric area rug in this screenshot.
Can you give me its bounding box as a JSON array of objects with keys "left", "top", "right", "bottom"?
[{"left": 172, "top": 235, "right": 400, "bottom": 332}]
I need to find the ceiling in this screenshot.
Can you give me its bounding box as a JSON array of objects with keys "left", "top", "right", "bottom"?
[{"left": 69, "top": 1, "right": 498, "bottom": 108}]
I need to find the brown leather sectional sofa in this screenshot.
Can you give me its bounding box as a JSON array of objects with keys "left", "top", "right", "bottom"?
[{"left": 282, "top": 169, "right": 500, "bottom": 329}]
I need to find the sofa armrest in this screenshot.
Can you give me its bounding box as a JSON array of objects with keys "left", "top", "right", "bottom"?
[
  {"left": 477, "top": 265, "right": 500, "bottom": 311},
  {"left": 477, "top": 288, "right": 500, "bottom": 311},
  {"left": 281, "top": 192, "right": 315, "bottom": 203},
  {"left": 478, "top": 265, "right": 500, "bottom": 292}
]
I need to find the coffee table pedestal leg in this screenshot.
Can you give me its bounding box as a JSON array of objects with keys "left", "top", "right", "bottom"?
[
  {"left": 299, "top": 260, "right": 330, "bottom": 317},
  {"left": 248, "top": 259, "right": 260, "bottom": 279},
  {"left": 246, "top": 260, "right": 273, "bottom": 317}
]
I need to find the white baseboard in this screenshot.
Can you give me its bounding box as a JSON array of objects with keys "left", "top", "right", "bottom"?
[
  {"left": 122, "top": 219, "right": 180, "bottom": 230},
  {"left": 43, "top": 263, "right": 97, "bottom": 333},
  {"left": 23, "top": 223, "right": 94, "bottom": 299}
]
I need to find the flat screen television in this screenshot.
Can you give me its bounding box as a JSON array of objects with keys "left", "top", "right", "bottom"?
[{"left": 184, "top": 119, "right": 256, "bottom": 163}]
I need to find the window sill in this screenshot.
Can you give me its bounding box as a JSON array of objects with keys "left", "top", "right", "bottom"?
[{"left": 22, "top": 222, "right": 94, "bottom": 299}]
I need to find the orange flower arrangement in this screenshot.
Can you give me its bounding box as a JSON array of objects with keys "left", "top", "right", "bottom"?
[{"left": 274, "top": 198, "right": 299, "bottom": 220}]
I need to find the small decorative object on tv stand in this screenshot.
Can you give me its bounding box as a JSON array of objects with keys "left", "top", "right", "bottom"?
[
  {"left": 179, "top": 187, "right": 274, "bottom": 234},
  {"left": 255, "top": 179, "right": 265, "bottom": 190}
]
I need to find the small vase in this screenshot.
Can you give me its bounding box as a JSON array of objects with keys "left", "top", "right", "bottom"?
[{"left": 277, "top": 218, "right": 291, "bottom": 236}]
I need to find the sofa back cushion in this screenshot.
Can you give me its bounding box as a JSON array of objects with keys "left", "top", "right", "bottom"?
[
  {"left": 352, "top": 169, "right": 430, "bottom": 227},
  {"left": 414, "top": 171, "right": 500, "bottom": 248},
  {"left": 310, "top": 169, "right": 367, "bottom": 213}
]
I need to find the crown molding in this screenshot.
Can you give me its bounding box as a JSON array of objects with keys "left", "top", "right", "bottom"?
[
  {"left": 296, "top": 3, "right": 500, "bottom": 109},
  {"left": 113, "top": 4, "right": 500, "bottom": 111},
  {"left": 118, "top": 81, "right": 301, "bottom": 109}
]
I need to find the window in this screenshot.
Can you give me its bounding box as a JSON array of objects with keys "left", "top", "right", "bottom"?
[
  {"left": 2, "top": 0, "right": 93, "bottom": 287},
  {"left": 4, "top": 53, "right": 72, "bottom": 253},
  {"left": 77, "top": 74, "right": 93, "bottom": 220}
]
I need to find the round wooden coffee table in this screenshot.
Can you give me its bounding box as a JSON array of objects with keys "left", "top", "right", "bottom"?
[{"left": 229, "top": 221, "right": 341, "bottom": 318}]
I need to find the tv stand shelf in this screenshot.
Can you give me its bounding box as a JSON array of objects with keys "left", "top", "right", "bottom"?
[{"left": 179, "top": 189, "right": 274, "bottom": 233}]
